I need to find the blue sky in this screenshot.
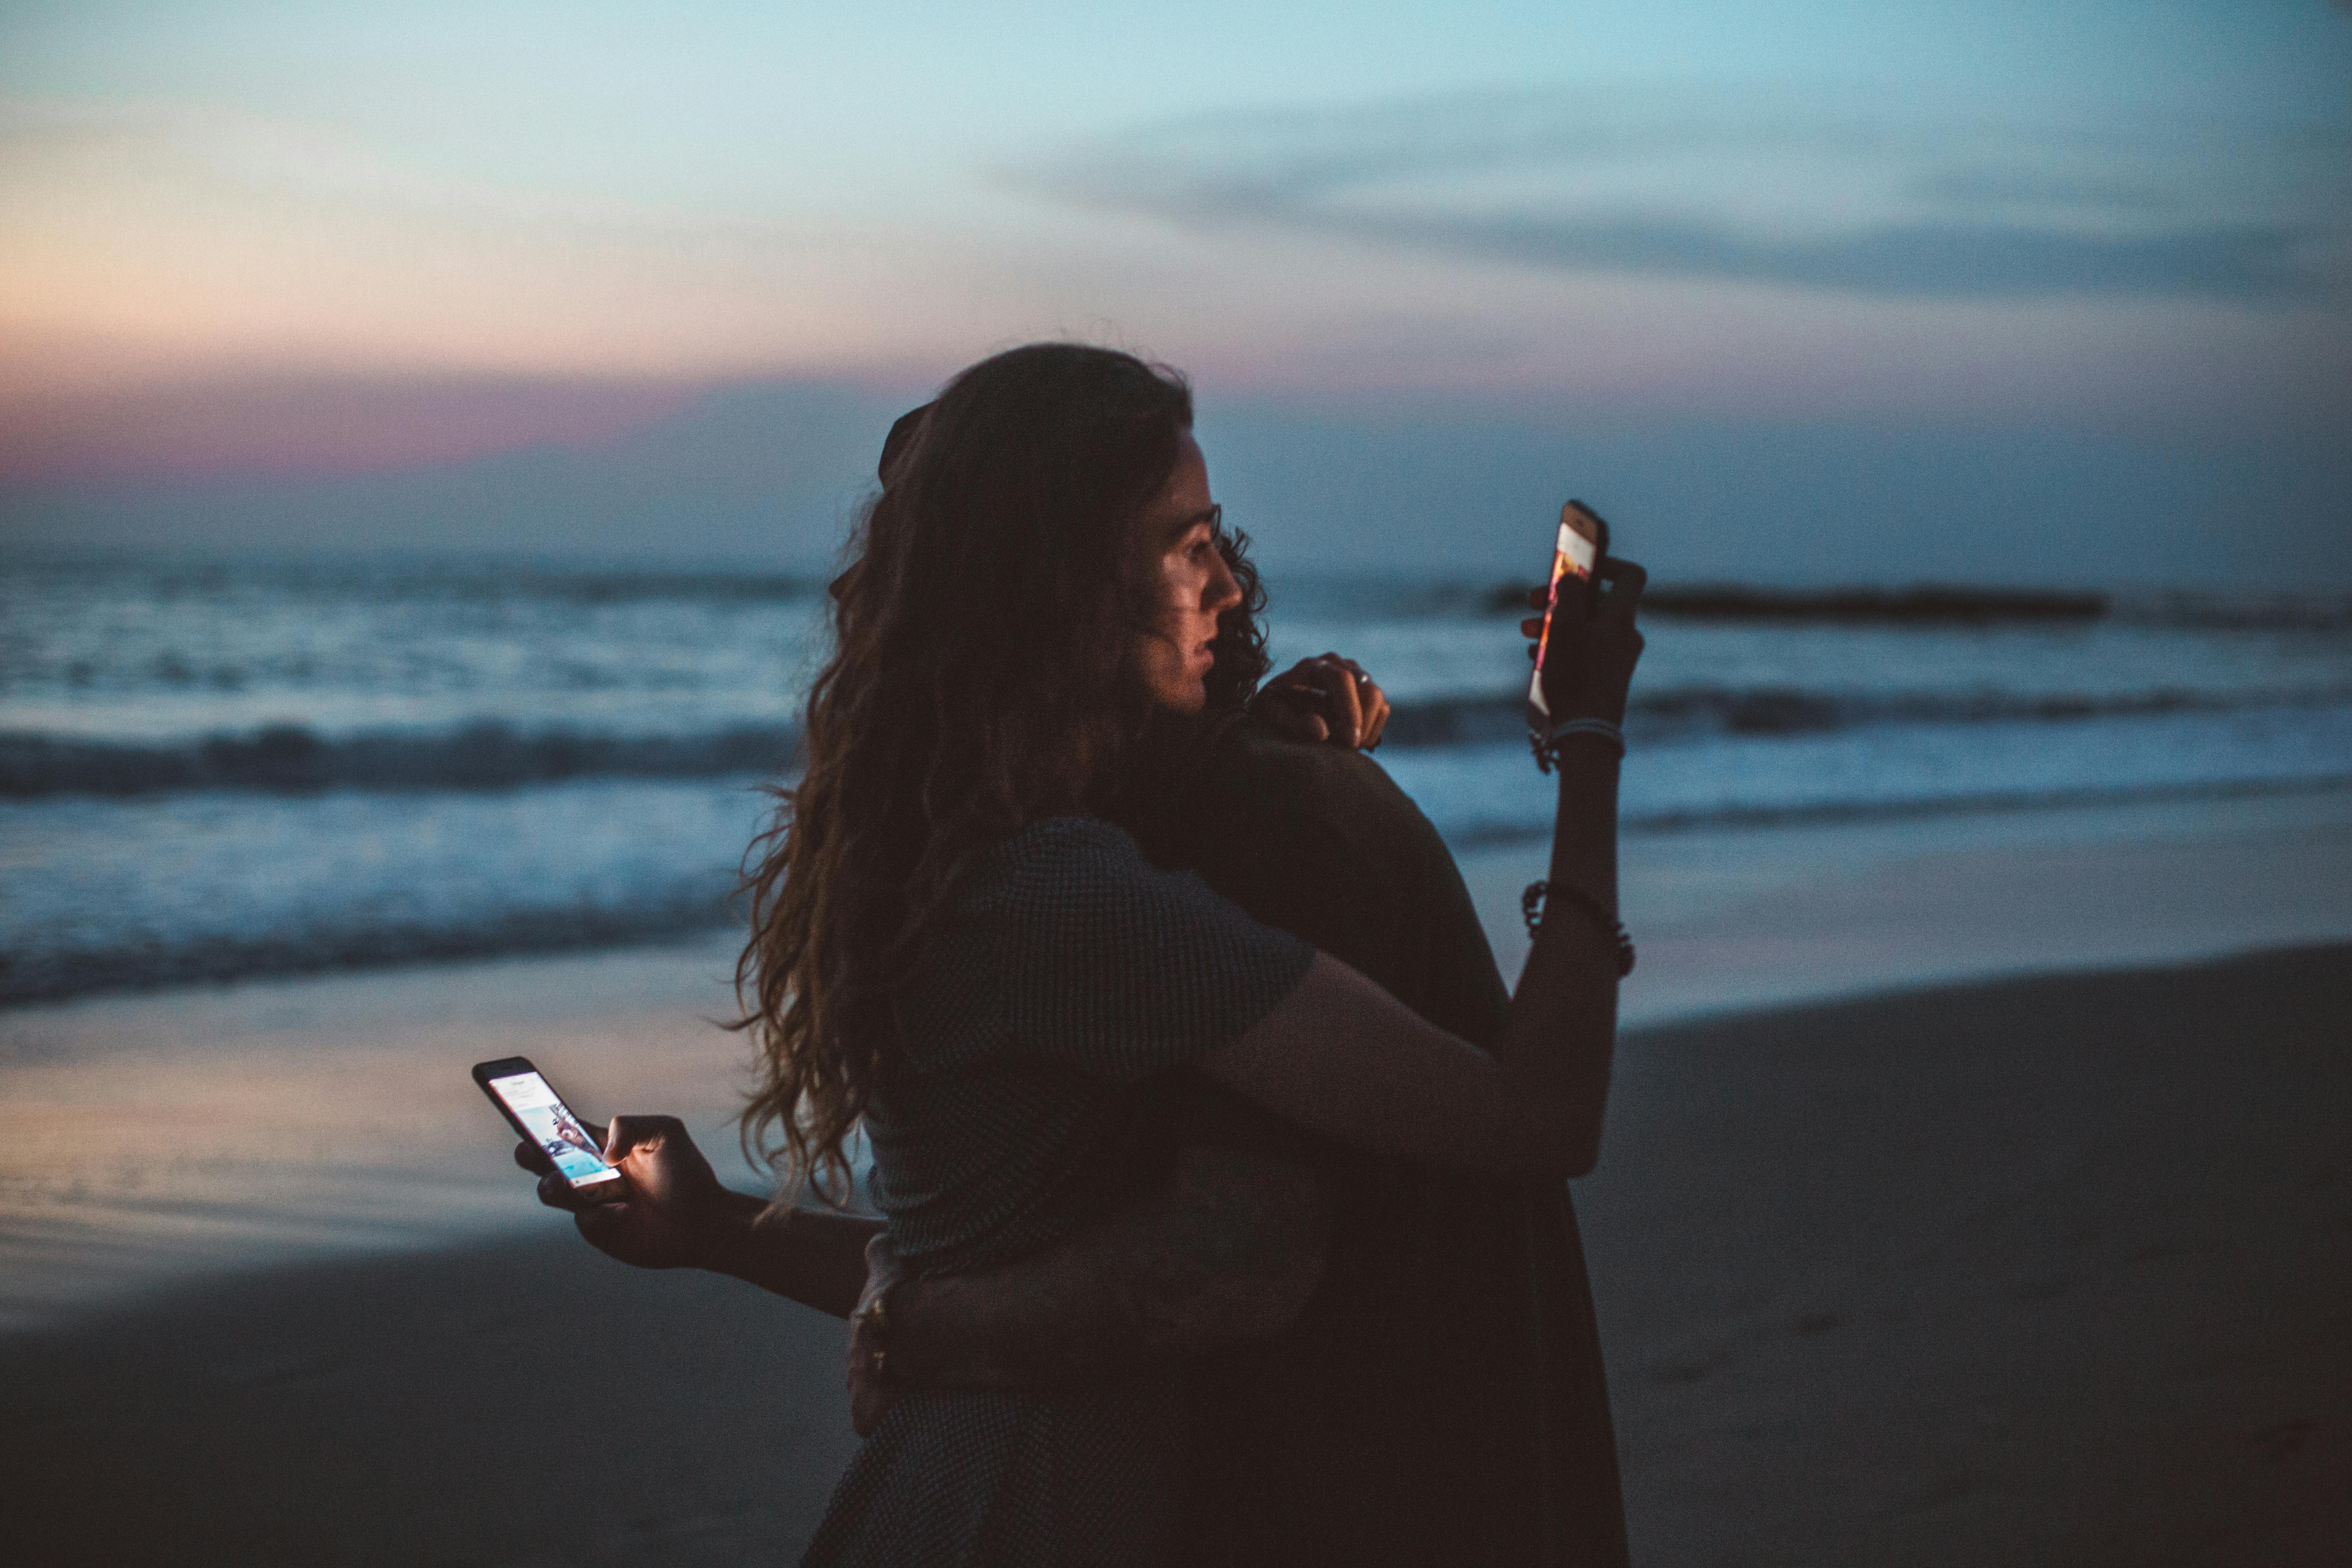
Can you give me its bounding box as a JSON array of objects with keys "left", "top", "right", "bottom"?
[{"left": 2, "top": 0, "right": 2346, "bottom": 583}]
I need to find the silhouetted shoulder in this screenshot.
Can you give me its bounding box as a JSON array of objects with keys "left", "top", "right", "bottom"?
[
  {"left": 1175, "top": 715, "right": 1509, "bottom": 1046},
  {"left": 1213, "top": 720, "right": 1450, "bottom": 852}
]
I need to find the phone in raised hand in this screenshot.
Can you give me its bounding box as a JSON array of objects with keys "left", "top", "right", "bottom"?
[
  {"left": 473, "top": 1056, "right": 624, "bottom": 1198},
  {"left": 1525, "top": 499, "right": 1611, "bottom": 742}
]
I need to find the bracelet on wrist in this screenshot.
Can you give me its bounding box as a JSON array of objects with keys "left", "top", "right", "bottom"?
[
  {"left": 853, "top": 1276, "right": 904, "bottom": 1380},
  {"left": 1530, "top": 716, "right": 1625, "bottom": 773},
  {"left": 1522, "top": 879, "right": 1636, "bottom": 976}
]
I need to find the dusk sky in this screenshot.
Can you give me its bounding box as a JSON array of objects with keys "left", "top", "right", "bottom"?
[{"left": 3, "top": 0, "right": 2347, "bottom": 584}]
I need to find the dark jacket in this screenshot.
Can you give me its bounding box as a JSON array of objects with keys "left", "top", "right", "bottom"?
[{"left": 1125, "top": 712, "right": 1629, "bottom": 1568}]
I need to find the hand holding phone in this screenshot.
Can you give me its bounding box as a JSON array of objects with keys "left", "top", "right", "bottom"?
[
  {"left": 1521, "top": 502, "right": 1646, "bottom": 737},
  {"left": 482, "top": 1057, "right": 738, "bottom": 1270},
  {"left": 1526, "top": 500, "right": 1610, "bottom": 742},
  {"left": 475, "top": 1056, "right": 625, "bottom": 1198}
]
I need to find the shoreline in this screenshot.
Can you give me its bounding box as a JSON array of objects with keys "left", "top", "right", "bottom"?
[
  {"left": 4, "top": 944, "right": 2346, "bottom": 1565},
  {"left": 10, "top": 778, "right": 2345, "bottom": 1013},
  {"left": 1468, "top": 784, "right": 2352, "bottom": 1023},
  {"left": 4, "top": 786, "right": 2347, "bottom": 1333}
]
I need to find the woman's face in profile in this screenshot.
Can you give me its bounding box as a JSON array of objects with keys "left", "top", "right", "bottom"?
[{"left": 1127, "top": 432, "right": 1242, "bottom": 714}]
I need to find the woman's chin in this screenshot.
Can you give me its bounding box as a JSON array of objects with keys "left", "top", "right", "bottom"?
[{"left": 1148, "top": 677, "right": 1210, "bottom": 715}]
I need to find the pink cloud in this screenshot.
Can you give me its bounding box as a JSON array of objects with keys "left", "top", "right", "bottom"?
[{"left": 0, "top": 373, "right": 713, "bottom": 486}]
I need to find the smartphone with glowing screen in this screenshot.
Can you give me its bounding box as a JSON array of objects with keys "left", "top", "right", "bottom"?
[
  {"left": 1526, "top": 500, "right": 1611, "bottom": 741},
  {"left": 473, "top": 1056, "right": 624, "bottom": 1197}
]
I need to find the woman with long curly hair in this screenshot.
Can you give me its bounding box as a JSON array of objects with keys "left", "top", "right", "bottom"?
[{"left": 720, "top": 342, "right": 1645, "bottom": 1566}]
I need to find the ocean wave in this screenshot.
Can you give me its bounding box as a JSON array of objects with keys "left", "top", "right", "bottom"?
[
  {"left": 1461, "top": 774, "right": 2352, "bottom": 844},
  {"left": 8, "top": 771, "right": 2346, "bottom": 1009},
  {"left": 1382, "top": 683, "right": 2352, "bottom": 746},
  {"left": 1383, "top": 702, "right": 2352, "bottom": 845},
  {"left": 0, "top": 776, "right": 767, "bottom": 1007},
  {"left": 9, "top": 682, "right": 2349, "bottom": 797},
  {"left": 0, "top": 722, "right": 802, "bottom": 798},
  {"left": 8, "top": 699, "right": 2350, "bottom": 1007},
  {"left": 0, "top": 898, "right": 738, "bottom": 1008}
]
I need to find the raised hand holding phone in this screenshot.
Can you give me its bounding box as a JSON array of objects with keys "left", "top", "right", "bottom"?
[
  {"left": 1526, "top": 555, "right": 1646, "bottom": 730},
  {"left": 1519, "top": 498, "right": 1644, "bottom": 735},
  {"left": 1525, "top": 500, "right": 1608, "bottom": 740}
]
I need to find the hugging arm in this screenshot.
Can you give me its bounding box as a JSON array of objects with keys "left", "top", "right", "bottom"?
[
  {"left": 516, "top": 1118, "right": 1325, "bottom": 1347},
  {"left": 1252, "top": 653, "right": 1391, "bottom": 750},
  {"left": 518, "top": 1114, "right": 1330, "bottom": 1441},
  {"left": 1200, "top": 558, "right": 1646, "bottom": 1179},
  {"left": 850, "top": 1139, "right": 1328, "bottom": 1431}
]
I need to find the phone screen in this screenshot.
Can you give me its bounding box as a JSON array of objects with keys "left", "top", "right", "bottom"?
[
  {"left": 486, "top": 1069, "right": 623, "bottom": 1191},
  {"left": 1526, "top": 501, "right": 1604, "bottom": 732}
]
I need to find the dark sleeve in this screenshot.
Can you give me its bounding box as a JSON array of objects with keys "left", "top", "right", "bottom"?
[{"left": 958, "top": 816, "right": 1316, "bottom": 1085}]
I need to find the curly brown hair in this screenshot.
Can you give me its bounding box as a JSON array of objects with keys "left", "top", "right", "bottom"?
[{"left": 735, "top": 344, "right": 1271, "bottom": 1202}]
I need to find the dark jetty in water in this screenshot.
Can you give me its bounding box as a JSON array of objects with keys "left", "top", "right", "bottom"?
[
  {"left": 1648, "top": 586, "right": 2109, "bottom": 622},
  {"left": 1488, "top": 583, "right": 2109, "bottom": 623}
]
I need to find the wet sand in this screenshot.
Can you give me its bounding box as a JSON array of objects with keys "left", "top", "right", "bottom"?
[
  {"left": 1582, "top": 942, "right": 2352, "bottom": 1568},
  {"left": 0, "top": 938, "right": 763, "bottom": 1331},
  {"left": 5, "top": 944, "right": 2347, "bottom": 1566}
]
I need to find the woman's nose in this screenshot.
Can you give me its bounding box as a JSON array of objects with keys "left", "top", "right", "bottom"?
[{"left": 1205, "top": 553, "right": 1243, "bottom": 613}]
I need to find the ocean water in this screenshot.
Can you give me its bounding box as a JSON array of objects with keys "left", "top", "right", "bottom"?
[{"left": 7, "top": 555, "right": 2351, "bottom": 1006}]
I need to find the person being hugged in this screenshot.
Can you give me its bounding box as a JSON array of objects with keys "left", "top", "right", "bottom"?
[{"left": 519, "top": 342, "right": 1645, "bottom": 1567}]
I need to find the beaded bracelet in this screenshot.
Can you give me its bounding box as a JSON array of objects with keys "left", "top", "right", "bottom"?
[
  {"left": 1521, "top": 878, "right": 1637, "bottom": 976},
  {"left": 1530, "top": 716, "right": 1625, "bottom": 773}
]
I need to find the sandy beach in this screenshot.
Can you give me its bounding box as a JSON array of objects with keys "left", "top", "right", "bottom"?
[{"left": 5, "top": 938, "right": 2348, "bottom": 1566}]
